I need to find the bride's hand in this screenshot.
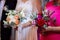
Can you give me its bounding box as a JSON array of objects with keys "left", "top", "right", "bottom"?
[
  {"left": 12, "top": 25, "right": 18, "bottom": 29},
  {"left": 22, "top": 21, "right": 32, "bottom": 28},
  {"left": 3, "top": 5, "right": 9, "bottom": 12}
]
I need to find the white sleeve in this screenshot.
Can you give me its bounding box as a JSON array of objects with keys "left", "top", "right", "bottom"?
[{"left": 0, "top": 0, "right": 5, "bottom": 21}]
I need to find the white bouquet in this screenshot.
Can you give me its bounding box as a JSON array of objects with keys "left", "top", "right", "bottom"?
[
  {"left": 3, "top": 7, "right": 27, "bottom": 27},
  {"left": 3, "top": 7, "right": 37, "bottom": 28},
  {"left": 3, "top": 10, "right": 20, "bottom": 28}
]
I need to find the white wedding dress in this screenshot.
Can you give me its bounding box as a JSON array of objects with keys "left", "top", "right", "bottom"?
[{"left": 15, "top": 0, "right": 38, "bottom": 40}]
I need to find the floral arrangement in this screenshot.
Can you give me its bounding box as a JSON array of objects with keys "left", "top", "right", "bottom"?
[
  {"left": 35, "top": 13, "right": 45, "bottom": 28},
  {"left": 3, "top": 10, "right": 20, "bottom": 27},
  {"left": 34, "top": 9, "right": 56, "bottom": 35},
  {"left": 35, "top": 9, "right": 55, "bottom": 29},
  {"left": 3, "top": 6, "right": 26, "bottom": 27},
  {"left": 3, "top": 7, "right": 37, "bottom": 28}
]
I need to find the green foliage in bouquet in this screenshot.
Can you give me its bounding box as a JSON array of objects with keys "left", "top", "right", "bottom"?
[
  {"left": 3, "top": 10, "right": 19, "bottom": 27},
  {"left": 6, "top": 10, "right": 16, "bottom": 16},
  {"left": 30, "top": 12, "right": 37, "bottom": 20}
]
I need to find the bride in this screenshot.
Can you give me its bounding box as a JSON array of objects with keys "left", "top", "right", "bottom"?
[{"left": 15, "top": 0, "right": 41, "bottom": 40}]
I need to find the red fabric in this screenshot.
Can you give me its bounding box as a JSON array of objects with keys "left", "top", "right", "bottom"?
[
  {"left": 36, "top": 13, "right": 45, "bottom": 27},
  {"left": 36, "top": 18, "right": 45, "bottom": 27}
]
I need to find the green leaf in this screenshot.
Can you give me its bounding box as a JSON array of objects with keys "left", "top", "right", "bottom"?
[{"left": 3, "top": 20, "right": 8, "bottom": 25}]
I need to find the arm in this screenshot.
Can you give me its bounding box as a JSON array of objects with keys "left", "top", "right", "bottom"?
[
  {"left": 15, "top": 21, "right": 32, "bottom": 29},
  {"left": 32, "top": 0, "right": 42, "bottom": 13},
  {"left": 22, "top": 21, "right": 32, "bottom": 28},
  {"left": 46, "top": 26, "right": 60, "bottom": 32},
  {"left": 15, "top": 0, "right": 22, "bottom": 13},
  {"left": 41, "top": 26, "right": 60, "bottom": 35}
]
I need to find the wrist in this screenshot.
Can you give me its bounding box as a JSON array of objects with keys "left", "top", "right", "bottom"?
[
  {"left": 32, "top": 20, "right": 36, "bottom": 25},
  {"left": 45, "top": 27, "right": 52, "bottom": 31}
]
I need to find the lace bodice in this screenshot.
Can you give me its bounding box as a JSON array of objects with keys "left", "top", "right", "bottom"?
[
  {"left": 16, "top": 0, "right": 38, "bottom": 24},
  {"left": 16, "top": 0, "right": 33, "bottom": 24}
]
